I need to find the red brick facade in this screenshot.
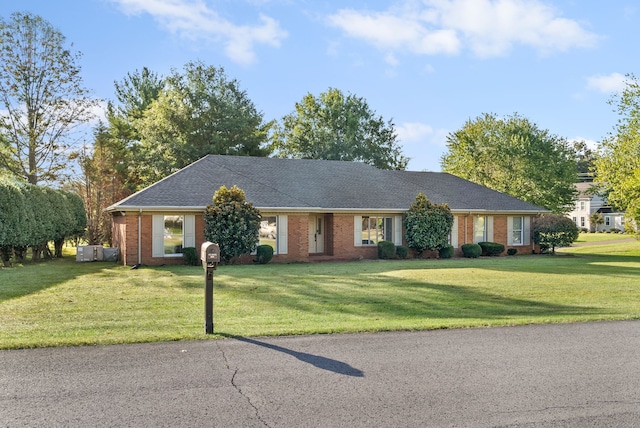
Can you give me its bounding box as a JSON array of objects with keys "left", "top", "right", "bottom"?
[{"left": 112, "top": 211, "right": 538, "bottom": 266}]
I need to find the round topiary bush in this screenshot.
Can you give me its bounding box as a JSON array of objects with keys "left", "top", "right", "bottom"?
[
  {"left": 378, "top": 240, "right": 396, "bottom": 259},
  {"left": 507, "top": 248, "right": 518, "bottom": 256},
  {"left": 396, "top": 245, "right": 409, "bottom": 259},
  {"left": 439, "top": 244, "right": 454, "bottom": 259},
  {"left": 182, "top": 247, "right": 199, "bottom": 266},
  {"left": 255, "top": 245, "right": 274, "bottom": 264},
  {"left": 478, "top": 241, "right": 505, "bottom": 256},
  {"left": 461, "top": 243, "right": 482, "bottom": 258}
]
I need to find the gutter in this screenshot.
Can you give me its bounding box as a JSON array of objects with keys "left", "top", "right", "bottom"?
[{"left": 138, "top": 208, "right": 142, "bottom": 265}]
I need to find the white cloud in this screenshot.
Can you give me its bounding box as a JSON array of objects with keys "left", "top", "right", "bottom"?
[
  {"left": 109, "top": 0, "right": 288, "bottom": 64},
  {"left": 586, "top": 73, "right": 628, "bottom": 94},
  {"left": 327, "top": 0, "right": 598, "bottom": 59},
  {"left": 397, "top": 122, "right": 449, "bottom": 171}
]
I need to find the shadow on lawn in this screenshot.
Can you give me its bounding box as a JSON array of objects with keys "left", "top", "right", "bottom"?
[{"left": 0, "top": 256, "right": 120, "bottom": 303}]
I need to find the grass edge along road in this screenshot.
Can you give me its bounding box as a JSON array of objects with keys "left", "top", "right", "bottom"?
[{"left": 1, "top": 239, "right": 639, "bottom": 349}]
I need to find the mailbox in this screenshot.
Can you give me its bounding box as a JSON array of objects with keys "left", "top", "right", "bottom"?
[
  {"left": 201, "top": 241, "right": 219, "bottom": 334},
  {"left": 201, "top": 242, "right": 220, "bottom": 270}
]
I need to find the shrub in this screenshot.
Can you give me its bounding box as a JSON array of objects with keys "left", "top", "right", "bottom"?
[
  {"left": 533, "top": 214, "right": 579, "bottom": 254},
  {"left": 404, "top": 193, "right": 454, "bottom": 255},
  {"left": 611, "top": 228, "right": 621, "bottom": 234},
  {"left": 461, "top": 243, "right": 482, "bottom": 258},
  {"left": 507, "top": 248, "right": 518, "bottom": 256},
  {"left": 396, "top": 245, "right": 409, "bottom": 259},
  {"left": 478, "top": 241, "right": 505, "bottom": 256},
  {"left": 255, "top": 245, "right": 274, "bottom": 264},
  {"left": 439, "top": 244, "right": 454, "bottom": 259},
  {"left": 182, "top": 247, "right": 199, "bottom": 266},
  {"left": 378, "top": 240, "right": 396, "bottom": 259}
]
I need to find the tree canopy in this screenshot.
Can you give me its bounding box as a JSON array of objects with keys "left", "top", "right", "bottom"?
[
  {"left": 0, "top": 12, "right": 97, "bottom": 184},
  {"left": 272, "top": 88, "right": 408, "bottom": 170},
  {"left": 441, "top": 113, "right": 577, "bottom": 213},
  {"left": 595, "top": 74, "right": 640, "bottom": 230},
  {"left": 533, "top": 214, "right": 579, "bottom": 254},
  {"left": 133, "top": 61, "right": 272, "bottom": 187}
]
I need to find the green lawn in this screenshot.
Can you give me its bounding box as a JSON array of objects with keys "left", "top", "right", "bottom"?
[
  {"left": 575, "top": 232, "right": 634, "bottom": 243},
  {"left": 1, "top": 240, "right": 639, "bottom": 349}
]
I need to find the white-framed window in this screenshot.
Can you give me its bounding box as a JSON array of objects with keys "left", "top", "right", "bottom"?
[
  {"left": 163, "top": 215, "right": 184, "bottom": 255},
  {"left": 474, "top": 216, "right": 486, "bottom": 243},
  {"left": 581, "top": 217, "right": 585, "bottom": 227},
  {"left": 361, "top": 216, "right": 393, "bottom": 245},
  {"left": 508, "top": 216, "right": 530, "bottom": 246},
  {"left": 354, "top": 215, "right": 402, "bottom": 247},
  {"left": 448, "top": 216, "right": 459, "bottom": 248},
  {"left": 580, "top": 201, "right": 586, "bottom": 211},
  {"left": 605, "top": 216, "right": 611, "bottom": 226},
  {"left": 258, "top": 215, "right": 288, "bottom": 255},
  {"left": 152, "top": 214, "right": 195, "bottom": 258},
  {"left": 572, "top": 216, "right": 577, "bottom": 225}
]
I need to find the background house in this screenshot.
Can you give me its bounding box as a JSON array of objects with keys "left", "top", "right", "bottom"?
[
  {"left": 107, "top": 155, "right": 547, "bottom": 265},
  {"left": 567, "top": 181, "right": 625, "bottom": 232}
]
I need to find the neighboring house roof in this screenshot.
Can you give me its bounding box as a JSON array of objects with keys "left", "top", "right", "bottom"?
[
  {"left": 107, "top": 155, "right": 547, "bottom": 213},
  {"left": 575, "top": 182, "right": 598, "bottom": 199}
]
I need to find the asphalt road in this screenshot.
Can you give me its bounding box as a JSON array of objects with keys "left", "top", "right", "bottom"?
[{"left": 2, "top": 321, "right": 640, "bottom": 427}]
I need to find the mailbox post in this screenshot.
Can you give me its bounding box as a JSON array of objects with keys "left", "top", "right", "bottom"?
[{"left": 201, "top": 242, "right": 220, "bottom": 334}]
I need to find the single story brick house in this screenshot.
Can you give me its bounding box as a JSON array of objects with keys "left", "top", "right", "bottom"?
[{"left": 107, "top": 155, "right": 547, "bottom": 266}]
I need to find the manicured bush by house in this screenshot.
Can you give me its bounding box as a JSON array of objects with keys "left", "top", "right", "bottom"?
[
  {"left": 404, "top": 193, "right": 454, "bottom": 256},
  {"left": 378, "top": 240, "right": 396, "bottom": 259},
  {"left": 255, "top": 245, "right": 274, "bottom": 264},
  {"left": 478, "top": 241, "right": 505, "bottom": 256},
  {"left": 438, "top": 244, "right": 454, "bottom": 259},
  {"left": 507, "top": 248, "right": 518, "bottom": 256},
  {"left": 396, "top": 245, "right": 409, "bottom": 259},
  {"left": 461, "top": 243, "right": 482, "bottom": 258},
  {"left": 182, "top": 247, "right": 199, "bottom": 266}
]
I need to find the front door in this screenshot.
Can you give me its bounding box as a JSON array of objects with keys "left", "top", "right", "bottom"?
[{"left": 308, "top": 215, "right": 324, "bottom": 254}]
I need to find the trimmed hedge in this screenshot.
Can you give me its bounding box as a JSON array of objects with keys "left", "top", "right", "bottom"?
[
  {"left": 182, "top": 247, "right": 199, "bottom": 266},
  {"left": 461, "top": 243, "right": 482, "bottom": 258},
  {"left": 396, "top": 245, "right": 409, "bottom": 259},
  {"left": 478, "top": 241, "right": 505, "bottom": 256},
  {"left": 438, "top": 244, "right": 454, "bottom": 259},
  {"left": 255, "top": 245, "right": 274, "bottom": 264},
  {"left": 378, "top": 240, "right": 396, "bottom": 259},
  {"left": 507, "top": 248, "right": 518, "bottom": 256}
]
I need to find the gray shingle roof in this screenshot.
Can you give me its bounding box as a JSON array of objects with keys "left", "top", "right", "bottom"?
[{"left": 108, "top": 155, "right": 547, "bottom": 213}]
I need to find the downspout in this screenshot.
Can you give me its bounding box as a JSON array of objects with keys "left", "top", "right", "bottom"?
[{"left": 138, "top": 208, "right": 142, "bottom": 265}]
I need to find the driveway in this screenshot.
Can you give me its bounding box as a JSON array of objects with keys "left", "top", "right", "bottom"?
[{"left": 2, "top": 321, "right": 640, "bottom": 427}]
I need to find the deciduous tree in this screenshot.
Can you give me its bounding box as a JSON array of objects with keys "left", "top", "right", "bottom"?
[
  {"left": 134, "top": 62, "right": 271, "bottom": 187},
  {"left": 595, "top": 74, "right": 640, "bottom": 232},
  {"left": 441, "top": 113, "right": 577, "bottom": 213},
  {"left": 272, "top": 88, "right": 408, "bottom": 170},
  {"left": 533, "top": 214, "right": 579, "bottom": 254},
  {"left": 0, "top": 12, "right": 97, "bottom": 184}
]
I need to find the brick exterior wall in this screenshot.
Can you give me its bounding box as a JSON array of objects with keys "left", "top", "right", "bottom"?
[{"left": 113, "top": 211, "right": 538, "bottom": 266}]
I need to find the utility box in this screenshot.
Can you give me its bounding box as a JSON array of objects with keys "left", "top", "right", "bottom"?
[
  {"left": 103, "top": 247, "right": 119, "bottom": 262},
  {"left": 76, "top": 245, "right": 104, "bottom": 262}
]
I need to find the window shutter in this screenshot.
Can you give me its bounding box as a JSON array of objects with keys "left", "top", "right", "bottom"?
[
  {"left": 278, "top": 215, "right": 288, "bottom": 255},
  {"left": 486, "top": 216, "right": 494, "bottom": 242},
  {"left": 152, "top": 215, "right": 165, "bottom": 258},
  {"left": 507, "top": 217, "right": 514, "bottom": 246},
  {"left": 523, "top": 216, "right": 531, "bottom": 245},
  {"left": 394, "top": 215, "right": 403, "bottom": 245},
  {"left": 184, "top": 215, "right": 195, "bottom": 248},
  {"left": 451, "top": 216, "right": 459, "bottom": 248},
  {"left": 354, "top": 216, "right": 362, "bottom": 247}
]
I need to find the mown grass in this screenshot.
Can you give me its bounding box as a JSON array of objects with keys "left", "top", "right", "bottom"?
[
  {"left": 1, "top": 241, "right": 639, "bottom": 349},
  {"left": 576, "top": 232, "right": 634, "bottom": 243}
]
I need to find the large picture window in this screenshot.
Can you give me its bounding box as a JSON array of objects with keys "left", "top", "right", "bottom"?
[
  {"left": 361, "top": 216, "right": 393, "bottom": 245},
  {"left": 163, "top": 215, "right": 183, "bottom": 255},
  {"left": 259, "top": 216, "right": 278, "bottom": 251},
  {"left": 474, "top": 216, "right": 486, "bottom": 243}
]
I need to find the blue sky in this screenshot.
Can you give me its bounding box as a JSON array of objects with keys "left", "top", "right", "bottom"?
[{"left": 2, "top": 0, "right": 638, "bottom": 172}]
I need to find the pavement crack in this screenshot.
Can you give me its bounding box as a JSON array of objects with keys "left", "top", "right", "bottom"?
[{"left": 217, "top": 341, "right": 270, "bottom": 428}]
